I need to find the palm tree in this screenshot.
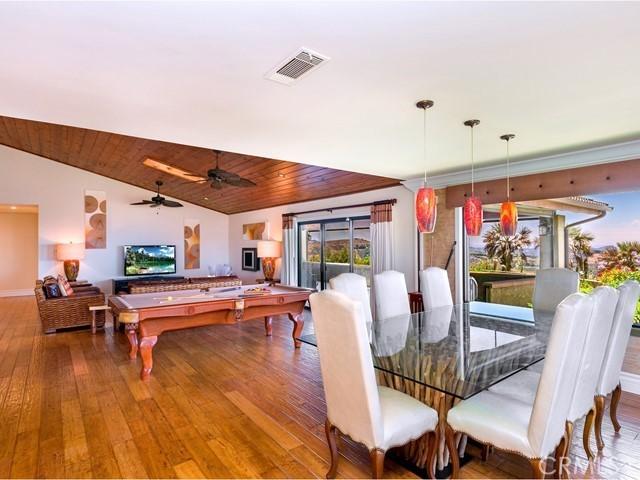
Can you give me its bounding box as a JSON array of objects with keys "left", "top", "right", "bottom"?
[
  {"left": 483, "top": 224, "right": 533, "bottom": 272},
  {"left": 601, "top": 241, "right": 640, "bottom": 271},
  {"left": 569, "top": 227, "right": 594, "bottom": 277}
]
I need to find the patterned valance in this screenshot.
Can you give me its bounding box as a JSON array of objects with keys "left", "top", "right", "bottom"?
[
  {"left": 282, "top": 214, "right": 295, "bottom": 230},
  {"left": 371, "top": 201, "right": 393, "bottom": 224}
]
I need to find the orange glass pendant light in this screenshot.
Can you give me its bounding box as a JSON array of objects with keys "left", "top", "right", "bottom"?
[
  {"left": 499, "top": 134, "right": 518, "bottom": 236},
  {"left": 415, "top": 100, "right": 437, "bottom": 233},
  {"left": 463, "top": 119, "right": 482, "bottom": 236}
]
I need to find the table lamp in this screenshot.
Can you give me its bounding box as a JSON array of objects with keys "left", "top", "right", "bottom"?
[
  {"left": 56, "top": 242, "right": 85, "bottom": 282},
  {"left": 257, "top": 240, "right": 281, "bottom": 282}
]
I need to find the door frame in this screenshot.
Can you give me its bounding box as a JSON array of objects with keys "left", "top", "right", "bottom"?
[{"left": 297, "top": 215, "right": 370, "bottom": 290}]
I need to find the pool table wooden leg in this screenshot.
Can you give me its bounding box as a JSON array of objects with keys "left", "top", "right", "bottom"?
[
  {"left": 139, "top": 335, "right": 158, "bottom": 380},
  {"left": 288, "top": 312, "right": 304, "bottom": 348},
  {"left": 125, "top": 324, "right": 138, "bottom": 360},
  {"left": 264, "top": 316, "right": 273, "bottom": 336}
]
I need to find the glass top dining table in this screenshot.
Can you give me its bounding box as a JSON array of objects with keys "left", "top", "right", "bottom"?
[{"left": 298, "top": 301, "right": 555, "bottom": 400}]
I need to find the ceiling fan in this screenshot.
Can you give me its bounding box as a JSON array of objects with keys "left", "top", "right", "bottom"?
[
  {"left": 130, "top": 180, "right": 183, "bottom": 208},
  {"left": 186, "top": 150, "right": 256, "bottom": 189}
]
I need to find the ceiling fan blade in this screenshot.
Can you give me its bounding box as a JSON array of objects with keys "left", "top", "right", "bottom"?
[
  {"left": 225, "top": 177, "right": 256, "bottom": 187},
  {"left": 209, "top": 168, "right": 239, "bottom": 180},
  {"left": 185, "top": 173, "right": 205, "bottom": 177},
  {"left": 150, "top": 203, "right": 161, "bottom": 208},
  {"left": 180, "top": 179, "right": 209, "bottom": 186},
  {"left": 162, "top": 200, "right": 183, "bottom": 208},
  {"left": 130, "top": 200, "right": 155, "bottom": 205}
]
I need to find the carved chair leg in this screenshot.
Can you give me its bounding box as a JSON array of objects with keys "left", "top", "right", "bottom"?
[
  {"left": 594, "top": 395, "right": 606, "bottom": 451},
  {"left": 562, "top": 421, "right": 573, "bottom": 478},
  {"left": 554, "top": 431, "right": 567, "bottom": 479},
  {"left": 583, "top": 407, "right": 596, "bottom": 460},
  {"left": 444, "top": 424, "right": 459, "bottom": 479},
  {"left": 610, "top": 383, "right": 622, "bottom": 432},
  {"left": 324, "top": 419, "right": 339, "bottom": 479},
  {"left": 530, "top": 458, "right": 546, "bottom": 480},
  {"left": 370, "top": 448, "right": 385, "bottom": 479},
  {"left": 425, "top": 431, "right": 436, "bottom": 480}
]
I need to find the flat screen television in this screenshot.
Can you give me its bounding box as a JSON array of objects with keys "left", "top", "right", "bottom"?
[{"left": 124, "top": 245, "right": 176, "bottom": 276}]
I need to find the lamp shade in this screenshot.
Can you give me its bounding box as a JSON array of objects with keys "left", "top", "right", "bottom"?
[
  {"left": 416, "top": 186, "right": 437, "bottom": 233},
  {"left": 463, "top": 196, "right": 483, "bottom": 236},
  {"left": 56, "top": 242, "right": 85, "bottom": 261},
  {"left": 257, "top": 240, "right": 281, "bottom": 258},
  {"left": 499, "top": 201, "right": 518, "bottom": 236}
]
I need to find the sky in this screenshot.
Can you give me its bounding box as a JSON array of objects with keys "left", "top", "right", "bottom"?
[
  {"left": 565, "top": 192, "right": 640, "bottom": 248},
  {"left": 468, "top": 191, "right": 640, "bottom": 250}
]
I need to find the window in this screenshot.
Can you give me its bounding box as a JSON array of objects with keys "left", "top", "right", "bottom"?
[{"left": 298, "top": 216, "right": 371, "bottom": 290}]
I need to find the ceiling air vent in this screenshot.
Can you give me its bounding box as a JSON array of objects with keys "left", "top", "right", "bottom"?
[{"left": 266, "top": 47, "right": 330, "bottom": 85}]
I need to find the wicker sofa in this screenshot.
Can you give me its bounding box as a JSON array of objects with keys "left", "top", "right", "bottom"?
[
  {"left": 127, "top": 276, "right": 241, "bottom": 294},
  {"left": 35, "top": 280, "right": 106, "bottom": 333}
]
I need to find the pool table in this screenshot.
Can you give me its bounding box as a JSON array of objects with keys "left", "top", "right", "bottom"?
[{"left": 108, "top": 284, "right": 313, "bottom": 379}]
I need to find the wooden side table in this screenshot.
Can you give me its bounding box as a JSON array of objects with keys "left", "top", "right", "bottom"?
[{"left": 88, "top": 305, "right": 111, "bottom": 334}]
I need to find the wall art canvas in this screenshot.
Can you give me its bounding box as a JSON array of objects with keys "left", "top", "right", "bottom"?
[
  {"left": 184, "top": 219, "right": 201, "bottom": 269},
  {"left": 85, "top": 190, "right": 107, "bottom": 249},
  {"left": 242, "top": 221, "right": 268, "bottom": 240}
]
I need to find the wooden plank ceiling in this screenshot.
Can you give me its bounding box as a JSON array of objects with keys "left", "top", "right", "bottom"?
[{"left": 0, "top": 116, "right": 400, "bottom": 214}]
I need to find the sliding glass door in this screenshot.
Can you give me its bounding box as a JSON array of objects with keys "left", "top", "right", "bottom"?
[{"left": 298, "top": 216, "right": 371, "bottom": 290}]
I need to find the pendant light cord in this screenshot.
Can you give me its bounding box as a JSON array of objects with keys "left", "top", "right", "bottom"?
[
  {"left": 423, "top": 107, "right": 427, "bottom": 184},
  {"left": 471, "top": 126, "right": 475, "bottom": 197},
  {"left": 506, "top": 139, "right": 510, "bottom": 200}
]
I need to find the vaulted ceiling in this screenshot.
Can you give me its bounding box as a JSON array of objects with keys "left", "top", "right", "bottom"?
[
  {"left": 1, "top": 2, "right": 639, "bottom": 179},
  {"left": 0, "top": 116, "right": 399, "bottom": 214}
]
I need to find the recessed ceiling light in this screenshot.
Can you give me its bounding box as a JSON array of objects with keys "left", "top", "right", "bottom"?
[
  {"left": 203, "top": 197, "right": 209, "bottom": 201},
  {"left": 143, "top": 158, "right": 206, "bottom": 182},
  {"left": 10, "top": 206, "right": 17, "bottom": 210},
  {"left": 277, "top": 172, "right": 286, "bottom": 178}
]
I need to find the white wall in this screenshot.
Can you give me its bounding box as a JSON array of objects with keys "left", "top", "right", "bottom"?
[
  {"left": 228, "top": 186, "right": 417, "bottom": 291},
  {"left": 0, "top": 146, "right": 229, "bottom": 293},
  {"left": 0, "top": 211, "right": 38, "bottom": 294}
]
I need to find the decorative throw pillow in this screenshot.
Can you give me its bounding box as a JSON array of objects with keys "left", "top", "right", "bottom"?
[
  {"left": 43, "top": 283, "right": 62, "bottom": 299},
  {"left": 57, "top": 275, "right": 74, "bottom": 296}
]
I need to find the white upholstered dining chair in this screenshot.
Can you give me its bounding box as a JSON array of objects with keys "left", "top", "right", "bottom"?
[
  {"left": 532, "top": 268, "right": 580, "bottom": 312},
  {"left": 489, "top": 286, "right": 619, "bottom": 460},
  {"left": 592, "top": 280, "right": 640, "bottom": 451},
  {"left": 373, "top": 270, "right": 411, "bottom": 321},
  {"left": 329, "top": 273, "right": 373, "bottom": 341},
  {"left": 446, "top": 292, "right": 594, "bottom": 479},
  {"left": 419, "top": 267, "right": 453, "bottom": 310},
  {"left": 309, "top": 290, "right": 439, "bottom": 479}
]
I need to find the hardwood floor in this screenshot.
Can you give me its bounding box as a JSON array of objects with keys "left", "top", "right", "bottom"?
[{"left": 1, "top": 295, "right": 640, "bottom": 479}]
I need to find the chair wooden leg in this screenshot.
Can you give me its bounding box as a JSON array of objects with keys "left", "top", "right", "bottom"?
[
  {"left": 324, "top": 419, "right": 339, "bottom": 479},
  {"left": 425, "top": 431, "right": 436, "bottom": 480},
  {"left": 610, "top": 383, "right": 622, "bottom": 432},
  {"left": 554, "top": 429, "right": 568, "bottom": 480},
  {"left": 583, "top": 407, "right": 596, "bottom": 460},
  {"left": 594, "top": 395, "right": 606, "bottom": 451},
  {"left": 369, "top": 448, "right": 385, "bottom": 479},
  {"left": 444, "top": 424, "right": 459, "bottom": 479},
  {"left": 530, "top": 458, "right": 546, "bottom": 479}
]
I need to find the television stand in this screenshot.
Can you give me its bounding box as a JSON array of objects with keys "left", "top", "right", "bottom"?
[{"left": 112, "top": 275, "right": 185, "bottom": 294}]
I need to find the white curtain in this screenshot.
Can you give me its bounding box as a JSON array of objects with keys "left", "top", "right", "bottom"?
[
  {"left": 281, "top": 214, "right": 298, "bottom": 286},
  {"left": 371, "top": 202, "right": 394, "bottom": 274}
]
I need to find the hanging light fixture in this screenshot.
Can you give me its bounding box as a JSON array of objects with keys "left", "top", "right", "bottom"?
[
  {"left": 499, "top": 133, "right": 517, "bottom": 236},
  {"left": 463, "top": 119, "right": 482, "bottom": 236},
  {"left": 415, "top": 100, "right": 437, "bottom": 233}
]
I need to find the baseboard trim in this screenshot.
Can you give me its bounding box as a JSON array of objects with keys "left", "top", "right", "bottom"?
[
  {"left": 620, "top": 371, "right": 640, "bottom": 395},
  {"left": 0, "top": 289, "right": 34, "bottom": 297}
]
